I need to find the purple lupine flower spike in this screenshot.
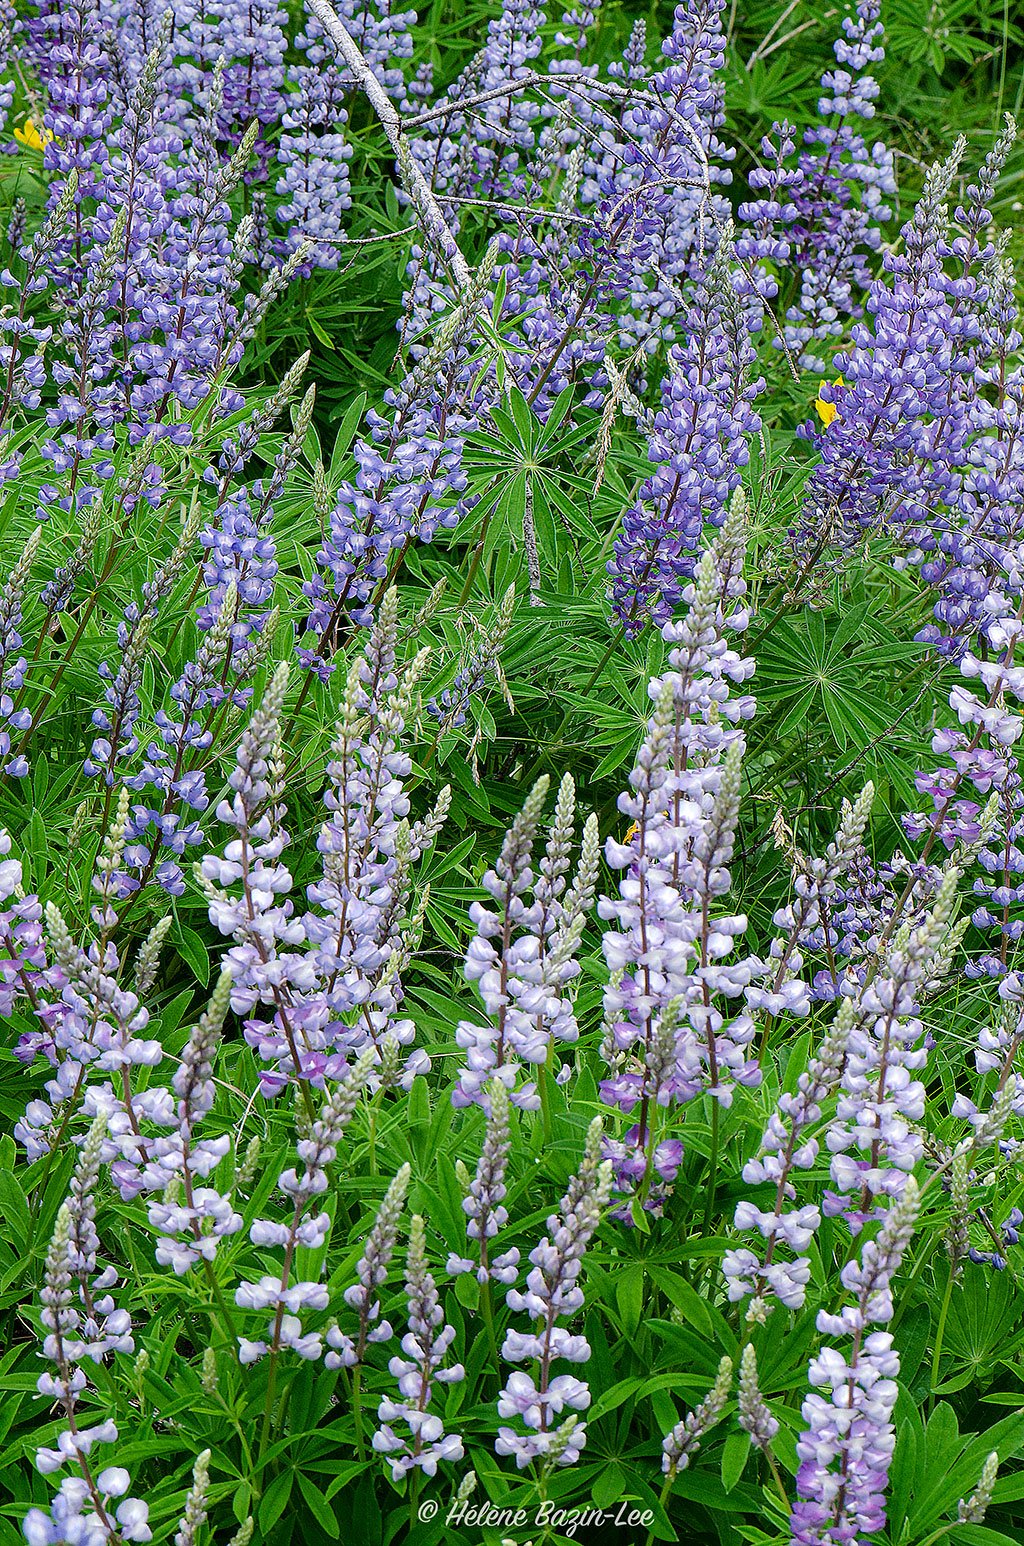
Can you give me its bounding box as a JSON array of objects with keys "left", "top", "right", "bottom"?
[
  {"left": 27, "top": 1114, "right": 151, "bottom": 1546},
  {"left": 373, "top": 1215, "right": 465, "bottom": 1480},
  {"left": 447, "top": 1078, "right": 520, "bottom": 1285},
  {"left": 662, "top": 1354, "right": 733, "bottom": 1479},
  {"left": 0, "top": 525, "right": 41, "bottom": 778},
  {"left": 326, "top": 1162, "right": 411, "bottom": 1368},
  {"left": 791, "top": 1178, "right": 920, "bottom": 1545},
  {"left": 738, "top": 1, "right": 896, "bottom": 367},
  {"left": 609, "top": 239, "right": 763, "bottom": 631},
  {"left": 236, "top": 1049, "right": 374, "bottom": 1366},
  {"left": 496, "top": 1117, "right": 612, "bottom": 1469}
]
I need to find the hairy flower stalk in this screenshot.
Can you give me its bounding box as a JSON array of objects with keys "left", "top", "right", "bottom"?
[
  {"left": 0, "top": 170, "right": 81, "bottom": 478},
  {"left": 427, "top": 582, "right": 516, "bottom": 774},
  {"left": 85, "top": 503, "right": 203, "bottom": 795},
  {"left": 959, "top": 1452, "right": 999, "bottom": 1526},
  {"left": 797, "top": 123, "right": 1016, "bottom": 568},
  {"left": 117, "top": 373, "right": 315, "bottom": 905}
]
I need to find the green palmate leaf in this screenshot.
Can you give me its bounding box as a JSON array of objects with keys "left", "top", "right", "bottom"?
[
  {"left": 296, "top": 1472, "right": 339, "bottom": 1535},
  {"left": 0, "top": 6, "right": 1022, "bottom": 1545},
  {"left": 173, "top": 923, "right": 211, "bottom": 988},
  {"left": 258, "top": 1471, "right": 294, "bottom": 1535},
  {"left": 721, "top": 1432, "right": 751, "bottom": 1493},
  {"left": 0, "top": 1170, "right": 30, "bottom": 1253}
]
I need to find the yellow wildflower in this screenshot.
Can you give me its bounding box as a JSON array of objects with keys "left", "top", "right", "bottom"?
[
  {"left": 624, "top": 820, "right": 640, "bottom": 843},
  {"left": 814, "top": 376, "right": 844, "bottom": 428},
  {"left": 14, "top": 118, "right": 53, "bottom": 153}
]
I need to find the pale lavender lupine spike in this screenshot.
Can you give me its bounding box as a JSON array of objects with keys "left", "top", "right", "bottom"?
[
  {"left": 145, "top": 969, "right": 244, "bottom": 1276},
  {"left": 747, "top": 782, "right": 874, "bottom": 1016},
  {"left": 372, "top": 1215, "right": 465, "bottom": 1481},
  {"left": 197, "top": 664, "right": 318, "bottom": 1091},
  {"left": 447, "top": 1078, "right": 520, "bottom": 1285},
  {"left": 28, "top": 1117, "right": 151, "bottom": 1546},
  {"left": 791, "top": 1178, "right": 920, "bottom": 1545},
  {"left": 722, "top": 998, "right": 855, "bottom": 1317},
  {"left": 173, "top": 1450, "right": 210, "bottom": 1546},
  {"left": 496, "top": 1117, "right": 612, "bottom": 1470},
  {"left": 455, "top": 772, "right": 597, "bottom": 1110},
  {"left": 235, "top": 1047, "right": 374, "bottom": 1366},
  {"left": 824, "top": 866, "right": 960, "bottom": 1234},
  {"left": 599, "top": 496, "right": 765, "bottom": 1214},
  {"left": 661, "top": 1353, "right": 733, "bottom": 1480},
  {"left": 304, "top": 603, "right": 438, "bottom": 1089},
  {"left": 326, "top": 1161, "right": 412, "bottom": 1368}
]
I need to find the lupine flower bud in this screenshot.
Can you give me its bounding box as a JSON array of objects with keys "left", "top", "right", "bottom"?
[
  {"left": 959, "top": 1451, "right": 999, "bottom": 1524},
  {"left": 200, "top": 1347, "right": 218, "bottom": 1396},
  {"left": 174, "top": 1450, "right": 210, "bottom": 1546},
  {"left": 133, "top": 916, "right": 173, "bottom": 997},
  {"left": 662, "top": 1355, "right": 733, "bottom": 1479},
  {"left": 737, "top": 1345, "right": 778, "bottom": 1452},
  {"left": 447, "top": 1079, "right": 520, "bottom": 1284},
  {"left": 326, "top": 1161, "right": 411, "bottom": 1368}
]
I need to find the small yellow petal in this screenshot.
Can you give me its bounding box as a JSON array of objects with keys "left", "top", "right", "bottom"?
[
  {"left": 624, "top": 821, "right": 640, "bottom": 843},
  {"left": 14, "top": 118, "right": 52, "bottom": 152},
  {"left": 814, "top": 376, "right": 843, "bottom": 428}
]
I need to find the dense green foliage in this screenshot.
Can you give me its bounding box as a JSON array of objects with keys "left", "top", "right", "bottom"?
[{"left": 2, "top": 2, "right": 1024, "bottom": 1546}]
